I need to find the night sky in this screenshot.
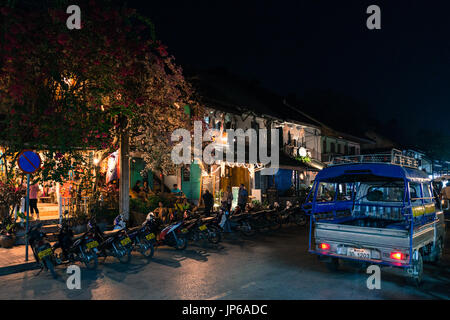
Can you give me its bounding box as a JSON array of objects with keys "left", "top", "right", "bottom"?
[{"left": 129, "top": 0, "right": 450, "bottom": 142}]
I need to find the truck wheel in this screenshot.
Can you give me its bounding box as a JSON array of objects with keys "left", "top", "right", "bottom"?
[
  {"left": 431, "top": 238, "right": 443, "bottom": 265},
  {"left": 407, "top": 251, "right": 423, "bottom": 286},
  {"left": 325, "top": 257, "right": 340, "bottom": 272}
]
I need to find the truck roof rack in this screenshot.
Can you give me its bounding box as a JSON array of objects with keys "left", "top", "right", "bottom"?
[{"left": 330, "top": 149, "right": 419, "bottom": 169}]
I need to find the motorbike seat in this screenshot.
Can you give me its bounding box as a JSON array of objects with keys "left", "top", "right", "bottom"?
[
  {"left": 201, "top": 216, "right": 215, "bottom": 222},
  {"left": 103, "top": 229, "right": 122, "bottom": 237},
  {"left": 72, "top": 233, "right": 85, "bottom": 241},
  {"left": 128, "top": 226, "right": 140, "bottom": 233}
]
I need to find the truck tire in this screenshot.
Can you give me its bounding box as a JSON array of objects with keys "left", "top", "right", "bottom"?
[
  {"left": 407, "top": 251, "right": 423, "bottom": 286},
  {"left": 431, "top": 238, "right": 443, "bottom": 265},
  {"left": 325, "top": 257, "right": 340, "bottom": 272}
]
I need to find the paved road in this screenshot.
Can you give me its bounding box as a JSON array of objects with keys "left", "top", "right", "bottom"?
[{"left": 0, "top": 224, "right": 449, "bottom": 300}]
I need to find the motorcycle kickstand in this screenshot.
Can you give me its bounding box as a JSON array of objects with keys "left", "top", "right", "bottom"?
[{"left": 35, "top": 267, "right": 44, "bottom": 276}]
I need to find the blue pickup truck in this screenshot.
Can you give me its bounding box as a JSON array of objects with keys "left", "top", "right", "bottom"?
[{"left": 304, "top": 151, "right": 445, "bottom": 285}]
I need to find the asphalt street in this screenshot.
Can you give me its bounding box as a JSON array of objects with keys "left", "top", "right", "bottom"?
[{"left": 0, "top": 223, "right": 448, "bottom": 300}]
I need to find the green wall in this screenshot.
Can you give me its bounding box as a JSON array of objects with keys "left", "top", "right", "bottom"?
[
  {"left": 181, "top": 162, "right": 201, "bottom": 201},
  {"left": 130, "top": 158, "right": 153, "bottom": 190}
]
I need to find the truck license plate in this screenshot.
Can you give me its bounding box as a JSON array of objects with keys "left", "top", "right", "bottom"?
[{"left": 347, "top": 248, "right": 371, "bottom": 259}]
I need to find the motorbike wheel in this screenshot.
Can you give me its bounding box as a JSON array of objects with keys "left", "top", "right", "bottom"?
[
  {"left": 118, "top": 248, "right": 132, "bottom": 264},
  {"left": 44, "top": 257, "right": 57, "bottom": 279},
  {"left": 140, "top": 239, "right": 155, "bottom": 259},
  {"left": 207, "top": 226, "right": 222, "bottom": 244},
  {"left": 84, "top": 251, "right": 98, "bottom": 270},
  {"left": 175, "top": 236, "right": 187, "bottom": 250},
  {"left": 240, "top": 221, "right": 256, "bottom": 237},
  {"left": 268, "top": 215, "right": 282, "bottom": 231},
  {"left": 293, "top": 212, "right": 307, "bottom": 226}
]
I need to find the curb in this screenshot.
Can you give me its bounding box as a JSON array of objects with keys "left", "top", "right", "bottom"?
[{"left": 0, "top": 262, "right": 40, "bottom": 277}]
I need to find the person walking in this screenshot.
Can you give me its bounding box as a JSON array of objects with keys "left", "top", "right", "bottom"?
[
  {"left": 203, "top": 189, "right": 214, "bottom": 216},
  {"left": 237, "top": 184, "right": 248, "bottom": 211},
  {"left": 29, "top": 183, "right": 40, "bottom": 220}
]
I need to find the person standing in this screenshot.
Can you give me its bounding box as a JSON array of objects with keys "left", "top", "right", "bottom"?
[
  {"left": 154, "top": 201, "right": 168, "bottom": 223},
  {"left": 441, "top": 181, "right": 450, "bottom": 210},
  {"left": 237, "top": 184, "right": 248, "bottom": 211},
  {"left": 29, "top": 183, "right": 40, "bottom": 220},
  {"left": 222, "top": 186, "right": 233, "bottom": 211},
  {"left": 203, "top": 189, "right": 214, "bottom": 216}
]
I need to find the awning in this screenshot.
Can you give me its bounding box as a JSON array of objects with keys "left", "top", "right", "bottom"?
[
  {"left": 275, "top": 153, "right": 322, "bottom": 172},
  {"left": 214, "top": 148, "right": 324, "bottom": 172}
]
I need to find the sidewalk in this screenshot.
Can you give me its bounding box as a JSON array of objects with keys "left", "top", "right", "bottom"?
[{"left": 0, "top": 245, "right": 39, "bottom": 276}]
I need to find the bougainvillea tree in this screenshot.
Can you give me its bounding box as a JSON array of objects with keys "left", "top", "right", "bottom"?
[{"left": 0, "top": 0, "right": 201, "bottom": 190}]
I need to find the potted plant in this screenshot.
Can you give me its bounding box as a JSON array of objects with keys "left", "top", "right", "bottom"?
[{"left": 0, "top": 182, "right": 25, "bottom": 248}]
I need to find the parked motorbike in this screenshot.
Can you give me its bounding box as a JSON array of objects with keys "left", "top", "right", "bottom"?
[
  {"left": 88, "top": 215, "right": 133, "bottom": 264},
  {"left": 180, "top": 213, "right": 222, "bottom": 244},
  {"left": 274, "top": 201, "right": 307, "bottom": 227},
  {"left": 127, "top": 218, "right": 156, "bottom": 259},
  {"left": 53, "top": 218, "right": 99, "bottom": 270},
  {"left": 247, "top": 210, "right": 280, "bottom": 232},
  {"left": 146, "top": 212, "right": 188, "bottom": 250},
  {"left": 218, "top": 206, "right": 256, "bottom": 236},
  {"left": 26, "top": 223, "right": 57, "bottom": 278}
]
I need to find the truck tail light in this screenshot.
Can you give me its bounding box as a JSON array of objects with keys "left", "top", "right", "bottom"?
[
  {"left": 390, "top": 252, "right": 404, "bottom": 260},
  {"left": 319, "top": 243, "right": 330, "bottom": 250}
]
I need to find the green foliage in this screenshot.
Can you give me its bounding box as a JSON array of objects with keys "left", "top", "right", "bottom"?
[
  {"left": 130, "top": 194, "right": 172, "bottom": 214},
  {"left": 295, "top": 156, "right": 311, "bottom": 163}
]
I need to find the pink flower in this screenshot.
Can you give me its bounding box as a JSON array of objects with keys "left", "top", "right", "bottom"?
[
  {"left": 156, "top": 44, "right": 168, "bottom": 57},
  {"left": 57, "top": 33, "right": 69, "bottom": 46}
]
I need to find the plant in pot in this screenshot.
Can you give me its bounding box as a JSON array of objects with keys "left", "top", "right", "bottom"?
[{"left": 0, "top": 182, "right": 25, "bottom": 248}]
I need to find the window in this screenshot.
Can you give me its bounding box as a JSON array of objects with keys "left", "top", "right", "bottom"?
[
  {"left": 330, "top": 143, "right": 336, "bottom": 153},
  {"left": 336, "top": 183, "right": 354, "bottom": 201},
  {"left": 349, "top": 146, "right": 356, "bottom": 155},
  {"left": 409, "top": 183, "right": 422, "bottom": 204},
  {"left": 422, "top": 183, "right": 432, "bottom": 203},
  {"left": 323, "top": 140, "right": 327, "bottom": 153},
  {"left": 366, "top": 184, "right": 405, "bottom": 202},
  {"left": 316, "top": 182, "right": 336, "bottom": 202}
]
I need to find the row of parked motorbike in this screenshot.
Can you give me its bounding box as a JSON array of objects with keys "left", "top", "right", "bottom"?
[{"left": 26, "top": 201, "right": 307, "bottom": 278}]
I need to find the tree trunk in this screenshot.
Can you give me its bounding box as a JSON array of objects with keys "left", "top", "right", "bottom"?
[{"left": 119, "top": 130, "right": 130, "bottom": 221}]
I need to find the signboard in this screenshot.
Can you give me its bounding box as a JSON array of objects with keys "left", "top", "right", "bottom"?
[
  {"left": 183, "top": 165, "right": 191, "bottom": 182},
  {"left": 17, "top": 150, "right": 41, "bottom": 262},
  {"left": 17, "top": 150, "right": 41, "bottom": 174}
]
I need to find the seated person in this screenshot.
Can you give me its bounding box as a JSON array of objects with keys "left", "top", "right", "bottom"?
[
  {"left": 141, "top": 181, "right": 155, "bottom": 198},
  {"left": 174, "top": 198, "right": 191, "bottom": 219},
  {"left": 171, "top": 184, "right": 184, "bottom": 197},
  {"left": 153, "top": 201, "right": 168, "bottom": 223},
  {"left": 132, "top": 180, "right": 142, "bottom": 193}
]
